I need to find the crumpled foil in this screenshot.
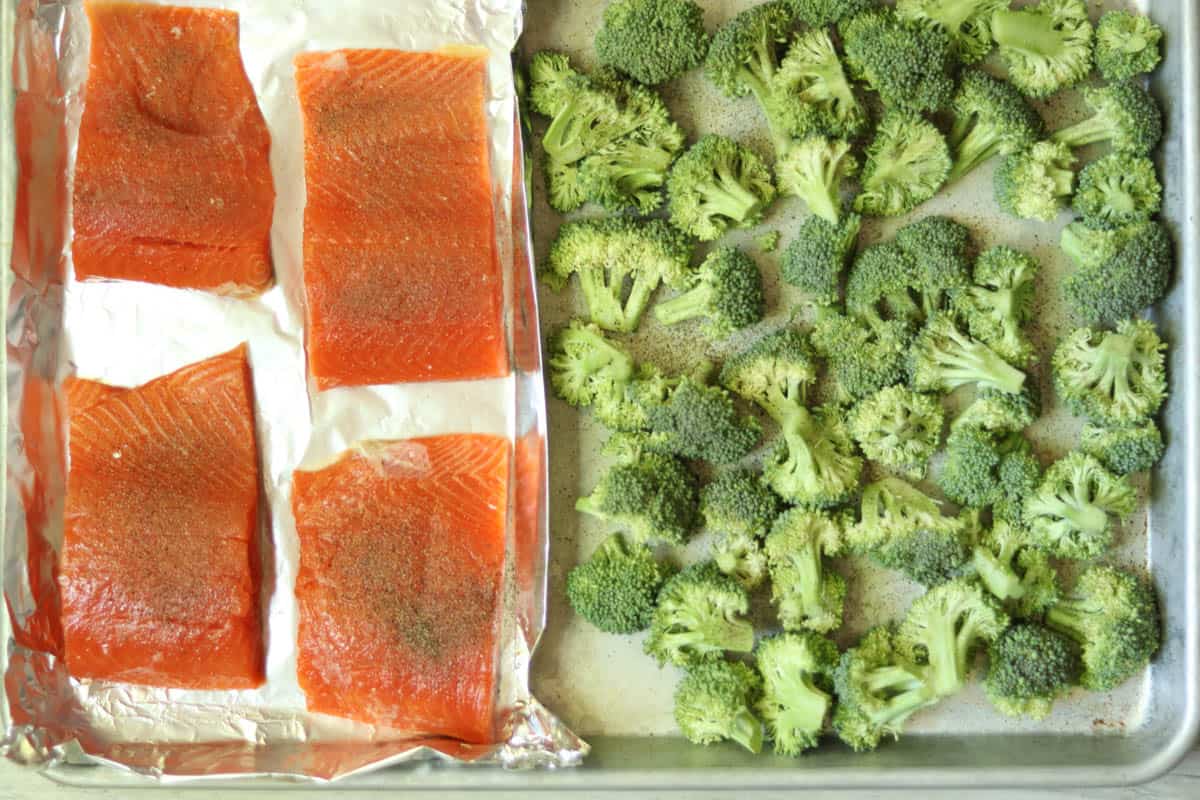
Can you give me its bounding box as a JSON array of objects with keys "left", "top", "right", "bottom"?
[{"left": 1, "top": 0, "right": 585, "bottom": 781}]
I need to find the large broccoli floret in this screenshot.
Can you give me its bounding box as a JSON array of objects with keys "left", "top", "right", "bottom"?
[
  {"left": 1094, "top": 10, "right": 1163, "bottom": 83},
  {"left": 646, "top": 561, "right": 757, "bottom": 667},
  {"left": 594, "top": 0, "right": 711, "bottom": 86},
  {"left": 765, "top": 509, "right": 847, "bottom": 634},
  {"left": 1052, "top": 320, "right": 1167, "bottom": 426},
  {"left": 1044, "top": 565, "right": 1161, "bottom": 691},
  {"left": 910, "top": 313, "right": 1028, "bottom": 395},
  {"left": 971, "top": 521, "right": 1060, "bottom": 619},
  {"left": 655, "top": 247, "right": 766, "bottom": 340},
  {"left": 990, "top": 0, "right": 1093, "bottom": 99},
  {"left": 642, "top": 377, "right": 764, "bottom": 465},
  {"left": 780, "top": 214, "right": 861, "bottom": 306},
  {"left": 772, "top": 27, "right": 867, "bottom": 139},
  {"left": 674, "top": 660, "right": 764, "bottom": 753},
  {"left": 841, "top": 9, "right": 958, "bottom": 114},
  {"left": 810, "top": 308, "right": 910, "bottom": 402},
  {"left": 789, "top": 0, "right": 877, "bottom": 26},
  {"left": 667, "top": 134, "right": 778, "bottom": 241},
  {"left": 895, "top": 215, "right": 974, "bottom": 309},
  {"left": 953, "top": 385, "right": 1040, "bottom": 435},
  {"left": 1063, "top": 222, "right": 1173, "bottom": 325},
  {"left": 755, "top": 631, "right": 840, "bottom": 756},
  {"left": 1080, "top": 422, "right": 1166, "bottom": 476},
  {"left": 577, "top": 450, "right": 699, "bottom": 545},
  {"left": 985, "top": 623, "right": 1081, "bottom": 719},
  {"left": 938, "top": 427, "right": 1031, "bottom": 509},
  {"left": 895, "top": 0, "right": 1007, "bottom": 65},
  {"left": 547, "top": 320, "right": 637, "bottom": 410},
  {"left": 776, "top": 135, "right": 859, "bottom": 224},
  {"left": 566, "top": 533, "right": 675, "bottom": 634},
  {"left": 849, "top": 385, "right": 944, "bottom": 480},
  {"left": 953, "top": 246, "right": 1039, "bottom": 368},
  {"left": 994, "top": 140, "right": 1075, "bottom": 222},
  {"left": 1023, "top": 452, "right": 1136, "bottom": 560},
  {"left": 1050, "top": 82, "right": 1163, "bottom": 155},
  {"left": 1072, "top": 153, "right": 1162, "bottom": 231},
  {"left": 855, "top": 111, "right": 951, "bottom": 217},
  {"left": 772, "top": 405, "right": 864, "bottom": 509},
  {"left": 946, "top": 70, "right": 1044, "bottom": 184}
]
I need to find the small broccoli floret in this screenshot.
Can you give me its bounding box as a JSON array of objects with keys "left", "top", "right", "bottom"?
[
  {"left": 971, "top": 521, "right": 1060, "bottom": 619},
  {"left": 985, "top": 623, "right": 1081, "bottom": 719},
  {"left": 646, "top": 561, "right": 757, "bottom": 667},
  {"left": 910, "top": 313, "right": 1028, "bottom": 395},
  {"left": 547, "top": 320, "right": 637, "bottom": 410},
  {"left": 773, "top": 27, "right": 867, "bottom": 139},
  {"left": 578, "top": 138, "right": 686, "bottom": 216},
  {"left": 1094, "top": 10, "right": 1163, "bottom": 83},
  {"left": 1051, "top": 82, "right": 1163, "bottom": 155},
  {"left": 1052, "top": 320, "right": 1167, "bottom": 426},
  {"left": 810, "top": 308, "right": 910, "bottom": 401},
  {"left": 1023, "top": 452, "right": 1136, "bottom": 560},
  {"left": 1060, "top": 220, "right": 1143, "bottom": 272},
  {"left": 992, "top": 448, "right": 1043, "bottom": 531},
  {"left": 841, "top": 9, "right": 957, "bottom": 114},
  {"left": 845, "top": 241, "right": 923, "bottom": 329},
  {"left": 1063, "top": 221, "right": 1173, "bottom": 325},
  {"left": 593, "top": 364, "right": 678, "bottom": 432},
  {"left": 946, "top": 70, "right": 1044, "bottom": 183},
  {"left": 720, "top": 328, "right": 818, "bottom": 422},
  {"left": 1080, "top": 422, "right": 1165, "bottom": 476},
  {"left": 780, "top": 214, "right": 861, "bottom": 306},
  {"left": 953, "top": 246, "right": 1039, "bottom": 368},
  {"left": 953, "top": 386, "right": 1040, "bottom": 435},
  {"left": 855, "top": 111, "right": 951, "bottom": 217},
  {"left": 674, "top": 660, "right": 764, "bottom": 753},
  {"left": 712, "top": 530, "right": 770, "bottom": 590},
  {"left": 766, "top": 404, "right": 864, "bottom": 508},
  {"left": 594, "top": 0, "right": 711, "bottom": 86},
  {"left": 895, "top": 0, "right": 1007, "bottom": 65},
  {"left": 1044, "top": 565, "right": 1161, "bottom": 691},
  {"left": 655, "top": 247, "right": 766, "bottom": 340},
  {"left": 990, "top": 0, "right": 1093, "bottom": 99},
  {"left": 577, "top": 451, "right": 699, "bottom": 545},
  {"left": 849, "top": 385, "right": 944, "bottom": 480},
  {"left": 994, "top": 140, "right": 1076, "bottom": 222},
  {"left": 789, "top": 0, "right": 877, "bottom": 26},
  {"left": 756, "top": 631, "right": 840, "bottom": 756},
  {"left": 1072, "top": 153, "right": 1162, "bottom": 231},
  {"left": 765, "top": 509, "right": 847, "bottom": 633},
  {"left": 642, "top": 377, "right": 763, "bottom": 465},
  {"left": 566, "top": 533, "right": 675, "bottom": 634},
  {"left": 895, "top": 215, "right": 974, "bottom": 306},
  {"left": 702, "top": 470, "right": 783, "bottom": 539},
  {"left": 667, "top": 134, "right": 778, "bottom": 241},
  {"left": 938, "top": 427, "right": 1030, "bottom": 509},
  {"left": 776, "top": 135, "right": 859, "bottom": 224},
  {"left": 757, "top": 230, "right": 782, "bottom": 253}
]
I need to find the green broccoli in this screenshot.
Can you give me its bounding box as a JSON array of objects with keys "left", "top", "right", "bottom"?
[
  {"left": 854, "top": 111, "right": 952, "bottom": 217},
  {"left": 1044, "top": 565, "right": 1161, "bottom": 691},
  {"left": 755, "top": 631, "right": 840, "bottom": 756},
  {"left": 595, "top": 365, "right": 679, "bottom": 432},
  {"left": 990, "top": 0, "right": 1093, "bottom": 99},
  {"left": 1072, "top": 153, "right": 1162, "bottom": 231},
  {"left": 909, "top": 313, "right": 1028, "bottom": 395},
  {"left": 719, "top": 328, "right": 818, "bottom": 422},
  {"left": 992, "top": 447, "right": 1044, "bottom": 530},
  {"left": 952, "top": 246, "right": 1039, "bottom": 368},
  {"left": 757, "top": 230, "right": 782, "bottom": 253},
  {"left": 810, "top": 308, "right": 910, "bottom": 401},
  {"left": 577, "top": 450, "right": 699, "bottom": 545},
  {"left": 655, "top": 247, "right": 766, "bottom": 340},
  {"left": 547, "top": 217, "right": 693, "bottom": 333},
  {"left": 645, "top": 561, "right": 757, "bottom": 667},
  {"left": 674, "top": 660, "right": 764, "bottom": 753},
  {"left": 1050, "top": 82, "right": 1163, "bottom": 155},
  {"left": 594, "top": 0, "right": 711, "bottom": 86},
  {"left": 1094, "top": 10, "right": 1163, "bottom": 83},
  {"left": 788, "top": 0, "right": 877, "bottom": 26},
  {"left": 953, "top": 385, "right": 1040, "bottom": 435},
  {"left": 985, "top": 623, "right": 1081, "bottom": 719},
  {"left": 712, "top": 531, "right": 770, "bottom": 590},
  {"left": 994, "top": 140, "right": 1076, "bottom": 222},
  {"left": 971, "top": 521, "right": 1060, "bottom": 619},
  {"left": 1080, "top": 422, "right": 1166, "bottom": 476},
  {"left": 1059, "top": 220, "right": 1145, "bottom": 272},
  {"left": 642, "top": 377, "right": 764, "bottom": 465},
  {"left": 845, "top": 241, "right": 923, "bottom": 329},
  {"left": 895, "top": 0, "right": 1007, "bottom": 65},
  {"left": 780, "top": 214, "right": 861, "bottom": 306},
  {"left": 775, "top": 135, "right": 859, "bottom": 224},
  {"left": 849, "top": 385, "right": 944, "bottom": 480},
  {"left": 946, "top": 70, "right": 1044, "bottom": 184},
  {"left": 773, "top": 27, "right": 867, "bottom": 139},
  {"left": 547, "top": 320, "right": 637, "bottom": 410},
  {"left": 701, "top": 470, "right": 783, "bottom": 539},
  {"left": 566, "top": 533, "right": 675, "bottom": 634},
  {"left": 765, "top": 509, "right": 847, "bottom": 634},
  {"left": 895, "top": 216, "right": 974, "bottom": 305},
  {"left": 1063, "top": 221, "right": 1173, "bottom": 325},
  {"left": 841, "top": 9, "right": 957, "bottom": 114},
  {"left": 1052, "top": 320, "right": 1167, "bottom": 426},
  {"left": 667, "top": 134, "right": 778, "bottom": 241},
  {"left": 938, "top": 427, "right": 1031, "bottom": 509},
  {"left": 1023, "top": 452, "right": 1137, "bottom": 560}
]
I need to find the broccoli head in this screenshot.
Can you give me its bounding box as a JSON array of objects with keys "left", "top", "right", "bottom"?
[
  {"left": 772, "top": 27, "right": 867, "bottom": 139},
  {"left": 655, "top": 247, "right": 766, "bottom": 340},
  {"left": 646, "top": 561, "right": 757, "bottom": 667},
  {"left": 789, "top": 0, "right": 877, "bottom": 26},
  {"left": 1063, "top": 221, "right": 1172, "bottom": 325},
  {"left": 566, "top": 533, "right": 675, "bottom": 634},
  {"left": 841, "top": 9, "right": 958, "bottom": 114},
  {"left": 1080, "top": 422, "right": 1166, "bottom": 476},
  {"left": 1072, "top": 152, "right": 1161, "bottom": 232},
  {"left": 971, "top": 520, "right": 1060, "bottom": 619},
  {"left": 810, "top": 308, "right": 910, "bottom": 401},
  {"left": 1094, "top": 10, "right": 1163, "bottom": 83},
  {"left": 953, "top": 385, "right": 1040, "bottom": 435},
  {"left": 667, "top": 134, "right": 778, "bottom": 241},
  {"left": 674, "top": 660, "right": 764, "bottom": 753},
  {"left": 701, "top": 470, "right": 783, "bottom": 539},
  {"left": 780, "top": 213, "right": 862, "bottom": 306},
  {"left": 895, "top": 215, "right": 974, "bottom": 310},
  {"left": 594, "top": 364, "right": 679, "bottom": 432},
  {"left": 854, "top": 111, "right": 952, "bottom": 217},
  {"left": 776, "top": 135, "right": 859, "bottom": 224},
  {"left": 938, "top": 427, "right": 1031, "bottom": 509},
  {"left": 992, "top": 447, "right": 1044, "bottom": 531},
  {"left": 642, "top": 377, "right": 764, "bottom": 465},
  {"left": 1050, "top": 81, "right": 1163, "bottom": 155},
  {"left": 1052, "top": 319, "right": 1167, "bottom": 426},
  {"left": 764, "top": 403, "right": 864, "bottom": 508},
  {"left": 990, "top": 0, "right": 1093, "bottom": 99},
  {"left": 712, "top": 530, "right": 771, "bottom": 590},
  {"left": 765, "top": 508, "right": 847, "bottom": 633},
  {"left": 577, "top": 450, "right": 699, "bottom": 545},
  {"left": 946, "top": 69, "right": 1044, "bottom": 183},
  {"left": 849, "top": 385, "right": 945, "bottom": 480},
  {"left": 985, "top": 623, "right": 1081, "bottom": 719},
  {"left": 1023, "top": 451, "right": 1136, "bottom": 560},
  {"left": 594, "top": 0, "right": 711, "bottom": 86},
  {"left": 755, "top": 631, "right": 840, "bottom": 756},
  {"left": 547, "top": 320, "right": 637, "bottom": 410},
  {"left": 909, "top": 313, "right": 1028, "bottom": 395},
  {"left": 845, "top": 241, "right": 924, "bottom": 329},
  {"left": 895, "top": 0, "right": 1008, "bottom": 65},
  {"left": 953, "top": 246, "right": 1039, "bottom": 368},
  {"left": 720, "top": 328, "right": 818, "bottom": 423},
  {"left": 994, "top": 140, "right": 1076, "bottom": 222}
]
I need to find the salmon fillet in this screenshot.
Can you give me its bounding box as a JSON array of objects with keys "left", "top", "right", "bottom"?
[
  {"left": 73, "top": 2, "right": 275, "bottom": 294},
  {"left": 59, "top": 345, "right": 265, "bottom": 689},
  {"left": 292, "top": 435, "right": 510, "bottom": 741},
  {"left": 295, "top": 49, "right": 507, "bottom": 388}
]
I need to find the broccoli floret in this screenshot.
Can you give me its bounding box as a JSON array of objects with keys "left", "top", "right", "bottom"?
[
  {"left": 578, "top": 138, "right": 686, "bottom": 215},
  {"left": 720, "top": 328, "right": 818, "bottom": 422},
  {"left": 780, "top": 214, "right": 861, "bottom": 306},
  {"left": 841, "top": 9, "right": 957, "bottom": 114},
  {"left": 773, "top": 27, "right": 867, "bottom": 139},
  {"left": 1050, "top": 82, "right": 1163, "bottom": 155},
  {"left": 547, "top": 217, "right": 693, "bottom": 333},
  {"left": 971, "top": 521, "right": 1060, "bottom": 619},
  {"left": 990, "top": 0, "right": 1093, "bottom": 99},
  {"left": 910, "top": 313, "right": 1028, "bottom": 395},
  {"left": 895, "top": 215, "right": 974, "bottom": 306},
  {"left": 642, "top": 377, "right": 764, "bottom": 465},
  {"left": 1059, "top": 220, "right": 1143, "bottom": 272},
  {"left": 547, "top": 320, "right": 637, "bottom": 410},
  {"left": 712, "top": 530, "right": 770, "bottom": 590},
  {"left": 1052, "top": 320, "right": 1167, "bottom": 426},
  {"left": 667, "top": 134, "right": 777, "bottom": 241},
  {"left": 938, "top": 427, "right": 1030, "bottom": 509},
  {"left": 1072, "top": 153, "right": 1162, "bottom": 231},
  {"left": 655, "top": 247, "right": 766, "bottom": 340},
  {"left": 992, "top": 447, "right": 1044, "bottom": 530},
  {"left": 789, "top": 0, "right": 877, "bottom": 26},
  {"left": 577, "top": 451, "right": 699, "bottom": 545},
  {"left": 985, "top": 623, "right": 1081, "bottom": 719},
  {"left": 1094, "top": 10, "right": 1163, "bottom": 83},
  {"left": 895, "top": 0, "right": 1008, "bottom": 65},
  {"left": 566, "top": 533, "right": 675, "bottom": 634},
  {"left": 845, "top": 241, "right": 923, "bottom": 329},
  {"left": 994, "top": 140, "right": 1076, "bottom": 222},
  {"left": 1044, "top": 565, "right": 1161, "bottom": 691},
  {"left": 674, "top": 660, "right": 764, "bottom": 753},
  {"left": 765, "top": 509, "right": 847, "bottom": 633},
  {"left": 646, "top": 561, "right": 756, "bottom": 667},
  {"left": 810, "top": 308, "right": 910, "bottom": 401},
  {"left": 594, "top": 365, "right": 679, "bottom": 432},
  {"left": 854, "top": 111, "right": 951, "bottom": 217},
  {"left": 776, "top": 135, "right": 859, "bottom": 224},
  {"left": 952, "top": 246, "right": 1039, "bottom": 368},
  {"left": 594, "top": 0, "right": 711, "bottom": 86},
  {"left": 953, "top": 385, "right": 1040, "bottom": 435},
  {"left": 1023, "top": 452, "right": 1137, "bottom": 560},
  {"left": 701, "top": 470, "right": 783, "bottom": 538},
  {"left": 946, "top": 70, "right": 1044, "bottom": 184},
  {"left": 757, "top": 230, "right": 782, "bottom": 253},
  {"left": 767, "top": 404, "right": 864, "bottom": 508},
  {"left": 1080, "top": 422, "right": 1166, "bottom": 476},
  {"left": 1063, "top": 222, "right": 1173, "bottom": 325},
  {"left": 849, "top": 385, "right": 944, "bottom": 480},
  {"left": 755, "top": 631, "right": 840, "bottom": 756}
]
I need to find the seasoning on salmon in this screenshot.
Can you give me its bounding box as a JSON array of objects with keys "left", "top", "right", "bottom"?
[
  {"left": 294, "top": 49, "right": 508, "bottom": 389},
  {"left": 292, "top": 435, "right": 510, "bottom": 741},
  {"left": 73, "top": 2, "right": 275, "bottom": 294},
  {"left": 59, "top": 345, "right": 265, "bottom": 689}
]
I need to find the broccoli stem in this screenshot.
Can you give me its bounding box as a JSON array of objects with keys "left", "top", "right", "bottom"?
[
  {"left": 942, "top": 340, "right": 1027, "bottom": 394},
  {"left": 973, "top": 546, "right": 1025, "bottom": 602},
  {"left": 991, "top": 10, "right": 1069, "bottom": 57},
  {"left": 579, "top": 262, "right": 630, "bottom": 331},
  {"left": 622, "top": 273, "right": 663, "bottom": 332},
  {"left": 728, "top": 707, "right": 765, "bottom": 754},
  {"left": 773, "top": 677, "right": 832, "bottom": 738},
  {"left": 698, "top": 161, "right": 767, "bottom": 224},
  {"left": 656, "top": 284, "right": 715, "bottom": 326},
  {"left": 923, "top": 614, "right": 963, "bottom": 697},
  {"left": 746, "top": 79, "right": 796, "bottom": 158},
  {"left": 1044, "top": 602, "right": 1093, "bottom": 643},
  {"left": 948, "top": 125, "right": 1001, "bottom": 183},
  {"left": 1055, "top": 497, "right": 1109, "bottom": 537},
  {"left": 1052, "top": 115, "right": 1116, "bottom": 149},
  {"left": 794, "top": 537, "right": 827, "bottom": 622}
]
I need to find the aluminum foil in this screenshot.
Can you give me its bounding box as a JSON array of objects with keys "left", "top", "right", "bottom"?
[{"left": 2, "top": 0, "right": 585, "bottom": 781}]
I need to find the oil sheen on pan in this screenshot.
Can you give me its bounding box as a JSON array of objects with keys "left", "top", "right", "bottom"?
[
  {"left": 292, "top": 435, "right": 509, "bottom": 742},
  {"left": 59, "top": 345, "right": 265, "bottom": 689},
  {"left": 72, "top": 1, "right": 275, "bottom": 294},
  {"left": 295, "top": 48, "right": 508, "bottom": 389}
]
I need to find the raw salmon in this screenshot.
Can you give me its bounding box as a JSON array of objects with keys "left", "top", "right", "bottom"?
[
  {"left": 59, "top": 345, "right": 264, "bottom": 689},
  {"left": 295, "top": 49, "right": 507, "bottom": 388},
  {"left": 292, "top": 435, "right": 510, "bottom": 741},
  {"left": 73, "top": 2, "right": 274, "bottom": 294}
]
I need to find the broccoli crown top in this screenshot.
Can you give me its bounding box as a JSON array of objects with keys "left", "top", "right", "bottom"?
[
  {"left": 772, "top": 27, "right": 867, "bottom": 139},
  {"left": 720, "top": 328, "right": 818, "bottom": 422},
  {"left": 841, "top": 9, "right": 958, "bottom": 114},
  {"left": 765, "top": 508, "right": 847, "bottom": 633},
  {"left": 642, "top": 377, "right": 763, "bottom": 465},
  {"left": 895, "top": 0, "right": 1008, "bottom": 65},
  {"left": 1023, "top": 451, "right": 1137, "bottom": 560},
  {"left": 704, "top": 1, "right": 797, "bottom": 98},
  {"left": 1072, "top": 152, "right": 1162, "bottom": 232},
  {"left": 646, "top": 561, "right": 757, "bottom": 667},
  {"left": 1059, "top": 220, "right": 1144, "bottom": 272},
  {"left": 909, "top": 313, "right": 1028, "bottom": 396},
  {"left": 674, "top": 659, "right": 765, "bottom": 753},
  {"left": 947, "top": 69, "right": 1045, "bottom": 182},
  {"left": 992, "top": 448, "right": 1043, "bottom": 531},
  {"left": 1095, "top": 10, "right": 1163, "bottom": 82},
  {"left": 780, "top": 213, "right": 862, "bottom": 306},
  {"left": 990, "top": 0, "right": 1094, "bottom": 99},
  {"left": 1051, "top": 81, "right": 1163, "bottom": 155},
  {"left": 810, "top": 308, "right": 910, "bottom": 401},
  {"left": 702, "top": 470, "right": 783, "bottom": 539},
  {"left": 1080, "top": 422, "right": 1166, "bottom": 476},
  {"left": 547, "top": 320, "right": 637, "bottom": 409},
  {"left": 985, "top": 623, "right": 1082, "bottom": 720},
  {"left": 994, "top": 140, "right": 1076, "bottom": 223},
  {"left": 846, "top": 240, "right": 922, "bottom": 327},
  {"left": 656, "top": 247, "right": 766, "bottom": 339},
  {"left": 667, "top": 134, "right": 777, "bottom": 241},
  {"left": 849, "top": 385, "right": 945, "bottom": 480},
  {"left": 776, "top": 135, "right": 860, "bottom": 224},
  {"left": 755, "top": 631, "right": 839, "bottom": 755},
  {"left": 954, "top": 385, "right": 1040, "bottom": 435},
  {"left": 789, "top": 0, "right": 877, "bottom": 27},
  {"left": 848, "top": 477, "right": 969, "bottom": 586},
  {"left": 1063, "top": 221, "right": 1173, "bottom": 326},
  {"left": 953, "top": 246, "right": 1039, "bottom": 367},
  {"left": 594, "top": 0, "right": 711, "bottom": 86},
  {"left": 855, "top": 111, "right": 952, "bottom": 217},
  {"left": 1052, "top": 319, "right": 1167, "bottom": 426},
  {"left": 566, "top": 533, "right": 675, "bottom": 634},
  {"left": 895, "top": 216, "right": 974, "bottom": 308},
  {"left": 577, "top": 451, "right": 700, "bottom": 545},
  {"left": 937, "top": 426, "right": 1019, "bottom": 509}
]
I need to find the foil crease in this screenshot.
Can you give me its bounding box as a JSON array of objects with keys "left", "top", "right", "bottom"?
[{"left": 1, "top": 0, "right": 585, "bottom": 781}]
